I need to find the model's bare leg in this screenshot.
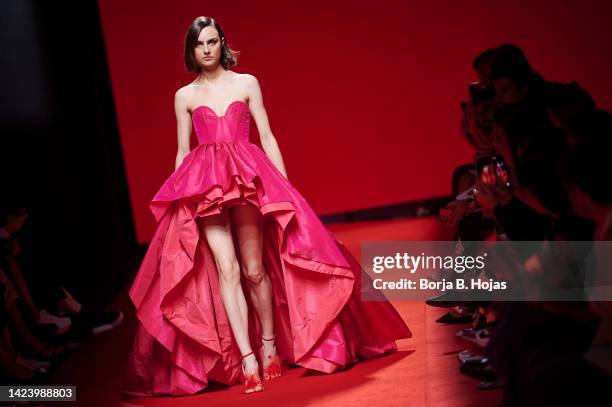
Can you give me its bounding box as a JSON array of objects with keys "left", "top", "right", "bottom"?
[
  {"left": 231, "top": 205, "right": 279, "bottom": 375},
  {"left": 201, "top": 210, "right": 261, "bottom": 390}
]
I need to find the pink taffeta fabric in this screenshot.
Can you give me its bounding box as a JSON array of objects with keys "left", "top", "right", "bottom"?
[{"left": 120, "top": 100, "right": 412, "bottom": 396}]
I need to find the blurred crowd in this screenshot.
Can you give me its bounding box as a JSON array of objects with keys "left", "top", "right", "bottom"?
[
  {"left": 0, "top": 202, "right": 123, "bottom": 384},
  {"left": 434, "top": 44, "right": 612, "bottom": 405}
]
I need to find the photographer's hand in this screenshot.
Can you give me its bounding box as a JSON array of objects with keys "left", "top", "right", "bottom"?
[
  {"left": 465, "top": 101, "right": 496, "bottom": 154},
  {"left": 474, "top": 182, "right": 513, "bottom": 211},
  {"left": 441, "top": 199, "right": 479, "bottom": 229}
]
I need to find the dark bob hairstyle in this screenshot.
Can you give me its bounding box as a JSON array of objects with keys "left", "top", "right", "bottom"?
[{"left": 183, "top": 16, "right": 239, "bottom": 72}]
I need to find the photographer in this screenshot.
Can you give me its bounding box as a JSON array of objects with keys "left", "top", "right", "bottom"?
[
  {"left": 460, "top": 49, "right": 498, "bottom": 158},
  {"left": 443, "top": 49, "right": 499, "bottom": 233}
]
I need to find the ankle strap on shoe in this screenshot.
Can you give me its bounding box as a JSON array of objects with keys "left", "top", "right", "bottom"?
[
  {"left": 241, "top": 351, "right": 255, "bottom": 360},
  {"left": 261, "top": 335, "right": 276, "bottom": 342}
]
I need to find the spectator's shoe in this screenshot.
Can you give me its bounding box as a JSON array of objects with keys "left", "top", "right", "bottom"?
[
  {"left": 463, "top": 356, "right": 490, "bottom": 368},
  {"left": 456, "top": 327, "right": 490, "bottom": 348},
  {"left": 22, "top": 342, "right": 66, "bottom": 361},
  {"left": 56, "top": 287, "right": 82, "bottom": 316},
  {"left": 459, "top": 353, "right": 488, "bottom": 365},
  {"left": 38, "top": 309, "right": 71, "bottom": 335},
  {"left": 459, "top": 360, "right": 497, "bottom": 381},
  {"left": 91, "top": 310, "right": 124, "bottom": 335},
  {"left": 426, "top": 290, "right": 479, "bottom": 308},
  {"left": 457, "top": 350, "right": 488, "bottom": 364},
  {"left": 426, "top": 291, "right": 462, "bottom": 308},
  {"left": 16, "top": 355, "right": 52, "bottom": 371},
  {"left": 65, "top": 341, "right": 81, "bottom": 351},
  {"left": 34, "top": 322, "right": 59, "bottom": 338},
  {"left": 5, "top": 367, "right": 48, "bottom": 385},
  {"left": 457, "top": 350, "right": 476, "bottom": 362},
  {"left": 478, "top": 379, "right": 503, "bottom": 390},
  {"left": 436, "top": 311, "right": 474, "bottom": 324}
]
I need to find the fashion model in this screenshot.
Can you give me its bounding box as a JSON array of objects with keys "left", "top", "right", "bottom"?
[{"left": 121, "top": 16, "right": 411, "bottom": 396}]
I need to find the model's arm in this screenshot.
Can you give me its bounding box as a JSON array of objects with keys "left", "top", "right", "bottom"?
[
  {"left": 174, "top": 88, "right": 192, "bottom": 170},
  {"left": 245, "top": 74, "right": 288, "bottom": 179}
]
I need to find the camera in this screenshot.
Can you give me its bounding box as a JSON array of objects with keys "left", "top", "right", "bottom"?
[{"left": 468, "top": 81, "right": 496, "bottom": 105}]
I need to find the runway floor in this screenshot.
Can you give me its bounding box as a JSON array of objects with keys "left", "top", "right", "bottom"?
[{"left": 49, "top": 216, "right": 502, "bottom": 407}]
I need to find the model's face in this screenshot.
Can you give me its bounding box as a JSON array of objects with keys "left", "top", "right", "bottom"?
[{"left": 195, "top": 26, "right": 223, "bottom": 68}]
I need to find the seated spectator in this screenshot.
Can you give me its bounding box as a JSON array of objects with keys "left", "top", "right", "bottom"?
[
  {"left": 460, "top": 49, "right": 498, "bottom": 156},
  {"left": 490, "top": 44, "right": 546, "bottom": 106},
  {"left": 0, "top": 205, "right": 73, "bottom": 335},
  {"left": 567, "top": 108, "right": 612, "bottom": 146},
  {"left": 0, "top": 266, "right": 63, "bottom": 381},
  {"left": 544, "top": 81, "right": 596, "bottom": 130}
]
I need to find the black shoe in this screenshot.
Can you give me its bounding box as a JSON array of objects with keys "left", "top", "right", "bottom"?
[
  {"left": 32, "top": 322, "right": 59, "bottom": 339},
  {"left": 456, "top": 327, "right": 490, "bottom": 348},
  {"left": 463, "top": 356, "right": 489, "bottom": 368},
  {"left": 457, "top": 350, "right": 476, "bottom": 363},
  {"left": 457, "top": 350, "right": 487, "bottom": 364},
  {"left": 460, "top": 361, "right": 498, "bottom": 381},
  {"left": 478, "top": 379, "right": 503, "bottom": 390},
  {"left": 436, "top": 312, "right": 474, "bottom": 324},
  {"left": 426, "top": 291, "right": 469, "bottom": 308}
]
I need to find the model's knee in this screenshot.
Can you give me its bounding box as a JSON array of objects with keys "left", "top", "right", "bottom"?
[
  {"left": 244, "top": 262, "right": 265, "bottom": 284},
  {"left": 217, "top": 259, "right": 240, "bottom": 285}
]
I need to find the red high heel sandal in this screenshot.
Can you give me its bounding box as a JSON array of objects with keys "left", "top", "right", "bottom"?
[
  {"left": 260, "top": 335, "right": 282, "bottom": 380},
  {"left": 241, "top": 351, "right": 263, "bottom": 394}
]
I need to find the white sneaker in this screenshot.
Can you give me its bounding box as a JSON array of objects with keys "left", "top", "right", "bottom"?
[{"left": 38, "top": 309, "right": 71, "bottom": 335}]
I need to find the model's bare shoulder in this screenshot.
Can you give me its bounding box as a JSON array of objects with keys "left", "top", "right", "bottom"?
[
  {"left": 174, "top": 85, "right": 193, "bottom": 110},
  {"left": 175, "top": 84, "right": 194, "bottom": 100},
  {"left": 240, "top": 73, "right": 261, "bottom": 95},
  {"left": 240, "top": 73, "right": 259, "bottom": 84}
]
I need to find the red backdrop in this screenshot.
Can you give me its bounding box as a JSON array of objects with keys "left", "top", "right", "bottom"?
[{"left": 97, "top": 0, "right": 612, "bottom": 243}]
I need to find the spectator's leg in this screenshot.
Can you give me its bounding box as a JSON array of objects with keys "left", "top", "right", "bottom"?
[
  {"left": 4, "top": 259, "right": 39, "bottom": 322},
  {"left": 6, "top": 302, "right": 64, "bottom": 359}
]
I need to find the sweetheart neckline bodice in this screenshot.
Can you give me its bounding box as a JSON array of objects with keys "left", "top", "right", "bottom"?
[{"left": 191, "top": 99, "right": 248, "bottom": 118}]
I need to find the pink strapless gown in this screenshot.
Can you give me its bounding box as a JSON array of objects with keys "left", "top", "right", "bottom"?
[{"left": 121, "top": 100, "right": 411, "bottom": 396}]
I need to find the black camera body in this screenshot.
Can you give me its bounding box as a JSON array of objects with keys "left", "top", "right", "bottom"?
[{"left": 468, "top": 81, "right": 496, "bottom": 104}]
